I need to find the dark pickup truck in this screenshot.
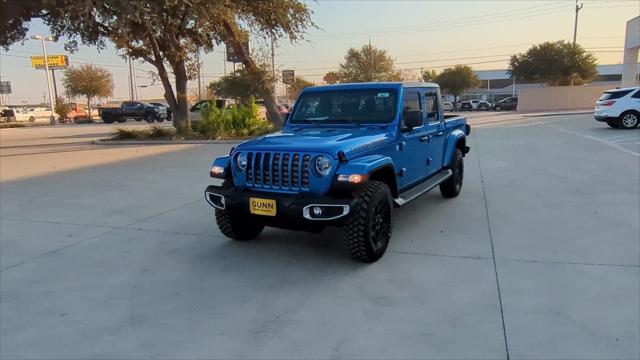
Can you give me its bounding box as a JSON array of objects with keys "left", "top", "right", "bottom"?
[{"left": 100, "top": 101, "right": 168, "bottom": 123}]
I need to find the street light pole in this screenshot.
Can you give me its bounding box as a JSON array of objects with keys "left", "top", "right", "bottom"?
[
  {"left": 32, "top": 34, "right": 56, "bottom": 125},
  {"left": 270, "top": 34, "right": 277, "bottom": 102}
]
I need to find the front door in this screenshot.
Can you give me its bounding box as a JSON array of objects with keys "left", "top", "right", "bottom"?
[
  {"left": 424, "top": 91, "right": 445, "bottom": 175},
  {"left": 396, "top": 89, "right": 429, "bottom": 190}
]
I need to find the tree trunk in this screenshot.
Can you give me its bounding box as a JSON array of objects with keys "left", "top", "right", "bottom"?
[
  {"left": 86, "top": 96, "right": 91, "bottom": 120},
  {"left": 171, "top": 61, "right": 191, "bottom": 134}
]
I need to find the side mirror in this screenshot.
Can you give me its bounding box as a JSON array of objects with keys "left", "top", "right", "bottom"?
[{"left": 403, "top": 110, "right": 424, "bottom": 130}]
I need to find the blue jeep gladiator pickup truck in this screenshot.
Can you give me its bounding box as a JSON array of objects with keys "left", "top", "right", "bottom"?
[{"left": 205, "top": 82, "right": 470, "bottom": 262}]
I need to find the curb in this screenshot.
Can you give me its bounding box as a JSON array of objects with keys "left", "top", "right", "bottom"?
[
  {"left": 93, "top": 139, "right": 244, "bottom": 145},
  {"left": 522, "top": 110, "right": 593, "bottom": 118}
]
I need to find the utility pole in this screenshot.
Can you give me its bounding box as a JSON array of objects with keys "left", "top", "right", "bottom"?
[
  {"left": 270, "top": 33, "right": 277, "bottom": 102},
  {"left": 196, "top": 50, "right": 202, "bottom": 101},
  {"left": 132, "top": 60, "right": 138, "bottom": 100},
  {"left": 31, "top": 34, "right": 56, "bottom": 125},
  {"left": 573, "top": 0, "right": 583, "bottom": 45},
  {"left": 128, "top": 57, "right": 135, "bottom": 101},
  {"left": 51, "top": 70, "right": 58, "bottom": 102}
]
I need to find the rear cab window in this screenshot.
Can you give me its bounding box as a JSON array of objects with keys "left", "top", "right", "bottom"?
[{"left": 599, "top": 90, "right": 633, "bottom": 101}]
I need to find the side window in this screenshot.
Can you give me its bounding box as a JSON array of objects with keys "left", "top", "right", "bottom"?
[
  {"left": 122, "top": 102, "right": 134, "bottom": 109},
  {"left": 632, "top": 90, "right": 640, "bottom": 99},
  {"left": 401, "top": 90, "right": 421, "bottom": 129},
  {"left": 424, "top": 92, "right": 439, "bottom": 122}
]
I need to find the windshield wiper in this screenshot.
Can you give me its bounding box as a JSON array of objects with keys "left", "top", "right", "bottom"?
[{"left": 327, "top": 118, "right": 361, "bottom": 125}]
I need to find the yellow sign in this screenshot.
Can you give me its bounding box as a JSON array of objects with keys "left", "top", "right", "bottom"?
[
  {"left": 249, "top": 197, "right": 277, "bottom": 216},
  {"left": 30, "top": 55, "right": 69, "bottom": 69}
]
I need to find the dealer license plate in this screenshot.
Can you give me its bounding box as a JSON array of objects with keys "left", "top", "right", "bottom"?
[{"left": 249, "top": 197, "right": 277, "bottom": 216}]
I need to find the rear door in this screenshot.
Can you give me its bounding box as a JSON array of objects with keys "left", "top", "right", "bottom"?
[
  {"left": 424, "top": 91, "right": 445, "bottom": 175},
  {"left": 397, "top": 88, "right": 429, "bottom": 189}
]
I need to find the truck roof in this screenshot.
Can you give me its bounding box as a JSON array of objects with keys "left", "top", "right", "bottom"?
[{"left": 303, "top": 82, "right": 440, "bottom": 93}]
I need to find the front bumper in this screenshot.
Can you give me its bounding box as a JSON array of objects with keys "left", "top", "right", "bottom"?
[
  {"left": 205, "top": 183, "right": 357, "bottom": 230},
  {"left": 594, "top": 114, "right": 615, "bottom": 122}
]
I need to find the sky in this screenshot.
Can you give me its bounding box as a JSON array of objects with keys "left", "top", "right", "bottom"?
[{"left": 0, "top": 0, "right": 637, "bottom": 105}]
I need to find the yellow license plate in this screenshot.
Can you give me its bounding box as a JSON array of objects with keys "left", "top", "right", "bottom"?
[{"left": 249, "top": 197, "right": 277, "bottom": 216}]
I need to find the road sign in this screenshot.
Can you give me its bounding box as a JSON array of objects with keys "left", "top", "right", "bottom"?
[
  {"left": 282, "top": 70, "right": 295, "bottom": 85},
  {"left": 226, "top": 42, "right": 250, "bottom": 63},
  {"left": 30, "top": 55, "right": 69, "bottom": 70},
  {"left": 0, "top": 81, "right": 11, "bottom": 94}
]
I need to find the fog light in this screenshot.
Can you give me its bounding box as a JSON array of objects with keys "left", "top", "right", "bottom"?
[{"left": 313, "top": 206, "right": 323, "bottom": 217}]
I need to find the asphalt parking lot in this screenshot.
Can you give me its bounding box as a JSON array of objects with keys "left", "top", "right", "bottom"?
[{"left": 1, "top": 114, "right": 638, "bottom": 359}]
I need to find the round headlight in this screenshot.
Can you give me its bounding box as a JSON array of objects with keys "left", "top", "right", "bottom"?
[
  {"left": 236, "top": 152, "right": 248, "bottom": 171},
  {"left": 314, "top": 155, "right": 333, "bottom": 176}
]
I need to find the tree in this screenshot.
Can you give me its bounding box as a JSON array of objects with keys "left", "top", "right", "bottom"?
[
  {"left": 2, "top": 1, "right": 314, "bottom": 133},
  {"left": 323, "top": 71, "right": 339, "bottom": 84},
  {"left": 509, "top": 41, "right": 597, "bottom": 86},
  {"left": 337, "top": 44, "right": 403, "bottom": 83},
  {"left": 54, "top": 96, "right": 72, "bottom": 120},
  {"left": 435, "top": 65, "right": 479, "bottom": 108},
  {"left": 208, "top": 67, "right": 272, "bottom": 103},
  {"left": 62, "top": 64, "right": 114, "bottom": 116},
  {"left": 421, "top": 69, "right": 437, "bottom": 82},
  {"left": 287, "top": 76, "right": 315, "bottom": 101}
]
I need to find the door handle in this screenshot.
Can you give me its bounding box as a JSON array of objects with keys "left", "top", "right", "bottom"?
[
  {"left": 420, "top": 135, "right": 431, "bottom": 143},
  {"left": 435, "top": 131, "right": 445, "bottom": 137}
]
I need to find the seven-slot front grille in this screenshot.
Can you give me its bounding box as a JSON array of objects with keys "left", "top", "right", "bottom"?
[{"left": 244, "top": 151, "right": 311, "bottom": 190}]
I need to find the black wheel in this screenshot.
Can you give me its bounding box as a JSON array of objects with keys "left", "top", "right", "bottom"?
[
  {"left": 116, "top": 117, "right": 127, "bottom": 123},
  {"left": 494, "top": 105, "right": 502, "bottom": 111},
  {"left": 606, "top": 120, "right": 619, "bottom": 128},
  {"left": 619, "top": 111, "right": 639, "bottom": 129},
  {"left": 144, "top": 113, "right": 155, "bottom": 123},
  {"left": 343, "top": 181, "right": 393, "bottom": 263},
  {"left": 214, "top": 181, "right": 264, "bottom": 241},
  {"left": 440, "top": 148, "right": 464, "bottom": 198},
  {"left": 28, "top": 116, "right": 36, "bottom": 122},
  {"left": 215, "top": 209, "right": 264, "bottom": 241},
  {"left": 102, "top": 114, "right": 114, "bottom": 124},
  {"left": 156, "top": 117, "right": 165, "bottom": 122}
]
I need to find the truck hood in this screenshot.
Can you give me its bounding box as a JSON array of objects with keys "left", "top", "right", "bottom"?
[{"left": 236, "top": 127, "right": 395, "bottom": 158}]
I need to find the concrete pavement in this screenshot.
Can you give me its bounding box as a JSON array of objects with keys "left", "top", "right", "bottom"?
[{"left": 1, "top": 114, "right": 638, "bottom": 359}]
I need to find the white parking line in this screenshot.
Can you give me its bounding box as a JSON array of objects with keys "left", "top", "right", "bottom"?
[{"left": 553, "top": 127, "right": 640, "bottom": 157}]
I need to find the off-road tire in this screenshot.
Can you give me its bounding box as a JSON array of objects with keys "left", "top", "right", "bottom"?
[
  {"left": 102, "top": 114, "right": 114, "bottom": 124},
  {"left": 144, "top": 113, "right": 155, "bottom": 123},
  {"left": 214, "top": 180, "right": 264, "bottom": 241},
  {"left": 215, "top": 209, "right": 264, "bottom": 241},
  {"left": 619, "top": 111, "right": 639, "bottom": 129},
  {"left": 440, "top": 148, "right": 464, "bottom": 198},
  {"left": 343, "top": 181, "right": 393, "bottom": 263},
  {"left": 606, "top": 120, "right": 619, "bottom": 128}
]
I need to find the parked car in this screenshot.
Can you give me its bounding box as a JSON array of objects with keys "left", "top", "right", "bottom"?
[
  {"left": 1, "top": 107, "right": 16, "bottom": 122},
  {"left": 460, "top": 99, "right": 490, "bottom": 111},
  {"left": 594, "top": 86, "right": 640, "bottom": 129},
  {"left": 190, "top": 98, "right": 237, "bottom": 122},
  {"left": 12, "top": 108, "right": 37, "bottom": 122},
  {"left": 443, "top": 101, "right": 454, "bottom": 112},
  {"left": 99, "top": 101, "right": 167, "bottom": 123},
  {"left": 492, "top": 97, "right": 518, "bottom": 111},
  {"left": 150, "top": 102, "right": 172, "bottom": 121},
  {"left": 204, "top": 82, "right": 471, "bottom": 263}
]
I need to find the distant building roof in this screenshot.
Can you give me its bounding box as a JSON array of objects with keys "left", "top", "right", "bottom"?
[{"left": 474, "top": 64, "right": 638, "bottom": 80}]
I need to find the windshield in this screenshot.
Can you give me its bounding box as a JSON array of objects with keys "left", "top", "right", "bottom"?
[{"left": 290, "top": 89, "right": 397, "bottom": 124}]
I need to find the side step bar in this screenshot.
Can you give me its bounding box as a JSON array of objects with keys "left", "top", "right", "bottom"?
[{"left": 393, "top": 169, "right": 452, "bottom": 207}]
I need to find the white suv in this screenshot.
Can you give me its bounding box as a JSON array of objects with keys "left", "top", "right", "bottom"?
[{"left": 594, "top": 86, "right": 640, "bottom": 129}]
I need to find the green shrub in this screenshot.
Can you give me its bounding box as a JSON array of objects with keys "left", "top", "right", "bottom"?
[
  {"left": 112, "top": 128, "right": 147, "bottom": 139},
  {"left": 192, "top": 97, "right": 272, "bottom": 139},
  {"left": 111, "top": 126, "right": 175, "bottom": 140}
]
